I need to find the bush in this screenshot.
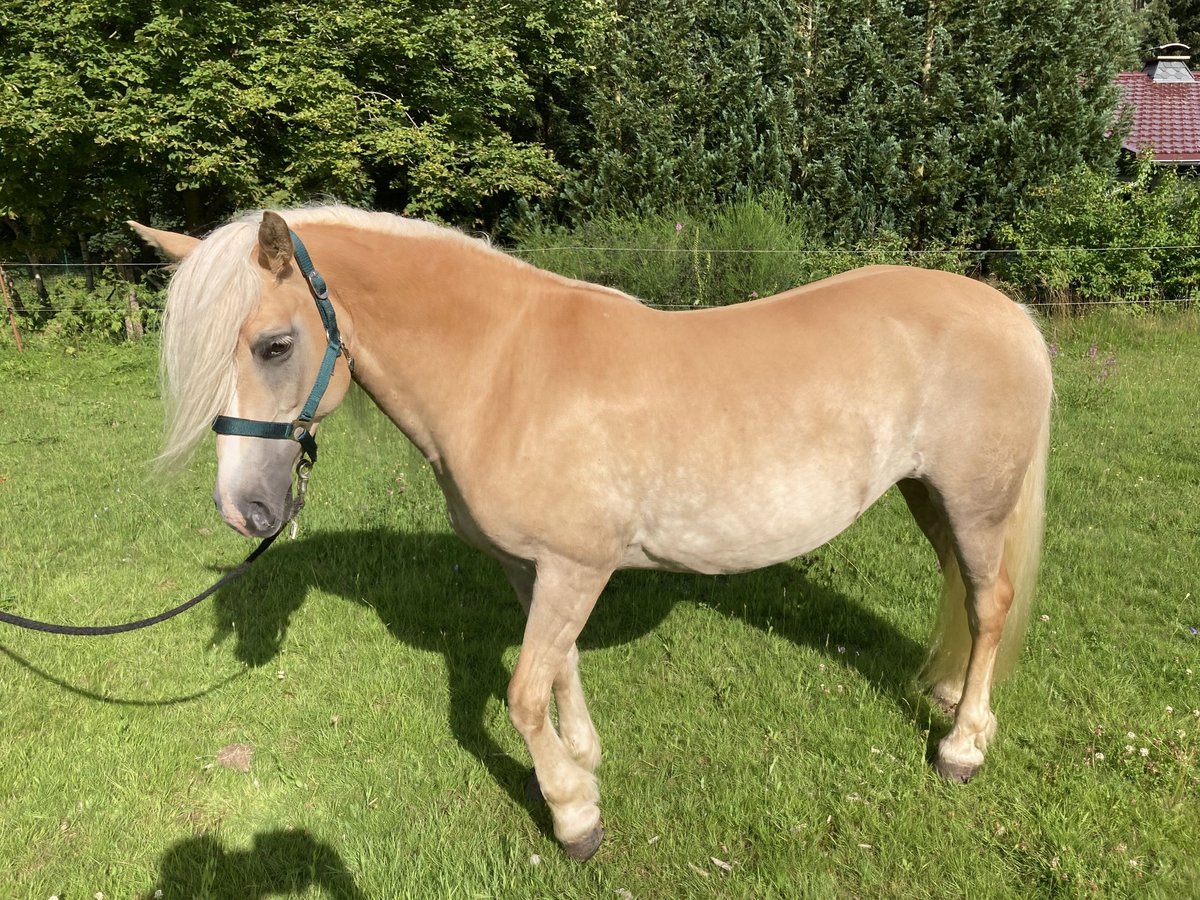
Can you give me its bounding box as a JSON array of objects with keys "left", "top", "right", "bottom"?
[
  {"left": 564, "top": 0, "right": 1132, "bottom": 249},
  {"left": 996, "top": 160, "right": 1200, "bottom": 311},
  {"left": 7, "top": 273, "right": 163, "bottom": 341},
  {"left": 513, "top": 194, "right": 976, "bottom": 306}
]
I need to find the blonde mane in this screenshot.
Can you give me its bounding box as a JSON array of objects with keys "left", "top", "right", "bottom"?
[{"left": 157, "top": 204, "right": 504, "bottom": 470}]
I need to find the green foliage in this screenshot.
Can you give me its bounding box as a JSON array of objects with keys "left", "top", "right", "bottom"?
[
  {"left": 567, "top": 0, "right": 1135, "bottom": 248},
  {"left": 0, "top": 0, "right": 1166, "bottom": 302},
  {"left": 996, "top": 160, "right": 1200, "bottom": 309},
  {"left": 565, "top": 0, "right": 802, "bottom": 216},
  {"left": 1134, "top": 1, "right": 1200, "bottom": 56},
  {"left": 1175, "top": 0, "right": 1200, "bottom": 48},
  {"left": 1136, "top": 0, "right": 1182, "bottom": 57},
  {"left": 6, "top": 273, "right": 163, "bottom": 342},
  {"left": 0, "top": 0, "right": 611, "bottom": 250},
  {"left": 515, "top": 195, "right": 975, "bottom": 307}
]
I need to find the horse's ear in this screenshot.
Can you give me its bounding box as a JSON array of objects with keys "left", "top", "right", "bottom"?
[
  {"left": 127, "top": 222, "right": 201, "bottom": 261},
  {"left": 257, "top": 211, "right": 293, "bottom": 275}
]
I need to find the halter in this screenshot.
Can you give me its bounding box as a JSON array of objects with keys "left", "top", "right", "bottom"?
[
  {"left": 0, "top": 228, "right": 349, "bottom": 636},
  {"left": 211, "top": 229, "right": 353, "bottom": 467}
]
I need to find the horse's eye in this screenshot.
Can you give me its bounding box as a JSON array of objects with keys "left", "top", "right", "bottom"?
[{"left": 261, "top": 337, "right": 293, "bottom": 361}]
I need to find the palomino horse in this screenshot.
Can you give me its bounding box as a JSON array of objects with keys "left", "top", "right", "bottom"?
[{"left": 132, "top": 207, "right": 1052, "bottom": 861}]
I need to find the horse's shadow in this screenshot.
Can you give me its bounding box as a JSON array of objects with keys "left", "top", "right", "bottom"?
[{"left": 213, "top": 527, "right": 936, "bottom": 815}]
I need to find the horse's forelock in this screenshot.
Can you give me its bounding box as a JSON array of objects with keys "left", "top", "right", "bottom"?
[
  {"left": 155, "top": 204, "right": 507, "bottom": 470},
  {"left": 157, "top": 218, "right": 262, "bottom": 471}
]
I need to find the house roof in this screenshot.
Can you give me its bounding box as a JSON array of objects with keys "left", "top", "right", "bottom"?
[{"left": 1115, "top": 48, "right": 1200, "bottom": 164}]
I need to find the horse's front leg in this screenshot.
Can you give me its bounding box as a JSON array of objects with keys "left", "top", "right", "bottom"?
[
  {"left": 503, "top": 561, "right": 602, "bottom": 774},
  {"left": 552, "top": 643, "right": 601, "bottom": 772},
  {"left": 506, "top": 557, "right": 609, "bottom": 860}
]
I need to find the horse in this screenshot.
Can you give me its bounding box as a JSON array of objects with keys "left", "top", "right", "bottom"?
[{"left": 131, "top": 206, "right": 1052, "bottom": 861}]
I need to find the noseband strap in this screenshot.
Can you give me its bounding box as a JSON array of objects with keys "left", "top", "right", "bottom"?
[{"left": 211, "top": 228, "right": 351, "bottom": 465}]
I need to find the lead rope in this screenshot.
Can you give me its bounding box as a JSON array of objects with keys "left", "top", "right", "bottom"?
[
  {"left": 0, "top": 447, "right": 313, "bottom": 635},
  {"left": 0, "top": 223, "right": 341, "bottom": 636}
]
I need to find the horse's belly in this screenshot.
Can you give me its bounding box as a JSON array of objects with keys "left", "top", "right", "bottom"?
[{"left": 619, "top": 476, "right": 887, "bottom": 575}]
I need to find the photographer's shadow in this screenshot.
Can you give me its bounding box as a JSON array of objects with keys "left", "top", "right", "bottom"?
[
  {"left": 213, "top": 526, "right": 932, "bottom": 811},
  {"left": 147, "top": 829, "right": 365, "bottom": 899}
]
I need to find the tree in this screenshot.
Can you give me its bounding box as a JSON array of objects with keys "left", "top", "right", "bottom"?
[
  {"left": 1174, "top": 1, "right": 1200, "bottom": 48},
  {"left": 566, "top": 0, "right": 802, "bottom": 216},
  {"left": 1134, "top": 1, "right": 1200, "bottom": 54},
  {"left": 0, "top": 0, "right": 610, "bottom": 261},
  {"left": 565, "top": 0, "right": 1136, "bottom": 248},
  {"left": 1137, "top": 0, "right": 1182, "bottom": 58}
]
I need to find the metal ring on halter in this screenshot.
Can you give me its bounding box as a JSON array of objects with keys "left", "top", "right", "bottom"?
[{"left": 289, "top": 456, "right": 314, "bottom": 539}]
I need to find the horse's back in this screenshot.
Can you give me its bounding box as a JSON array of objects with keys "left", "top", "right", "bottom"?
[
  {"left": 463, "top": 263, "right": 1050, "bottom": 573},
  {"left": 618, "top": 265, "right": 1045, "bottom": 407},
  {"left": 682, "top": 264, "right": 1035, "bottom": 337}
]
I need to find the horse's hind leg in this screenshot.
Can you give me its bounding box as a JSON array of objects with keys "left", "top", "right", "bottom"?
[
  {"left": 898, "top": 478, "right": 952, "bottom": 568},
  {"left": 933, "top": 518, "right": 1014, "bottom": 782},
  {"left": 506, "top": 558, "right": 609, "bottom": 860},
  {"left": 899, "top": 479, "right": 965, "bottom": 714}
]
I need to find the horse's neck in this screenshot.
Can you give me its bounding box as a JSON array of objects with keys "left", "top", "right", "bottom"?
[{"left": 311, "top": 225, "right": 546, "bottom": 466}]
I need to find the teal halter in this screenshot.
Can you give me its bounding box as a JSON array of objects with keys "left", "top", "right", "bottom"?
[{"left": 211, "top": 229, "right": 352, "bottom": 465}]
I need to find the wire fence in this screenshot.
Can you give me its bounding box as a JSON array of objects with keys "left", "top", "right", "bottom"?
[
  {"left": 1, "top": 243, "right": 1198, "bottom": 316},
  {"left": 509, "top": 243, "right": 1200, "bottom": 256},
  {"left": 0, "top": 261, "right": 166, "bottom": 267},
  {"left": 6, "top": 241, "right": 1200, "bottom": 267}
]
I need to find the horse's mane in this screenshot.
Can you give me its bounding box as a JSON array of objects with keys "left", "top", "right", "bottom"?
[{"left": 157, "top": 205, "right": 497, "bottom": 470}]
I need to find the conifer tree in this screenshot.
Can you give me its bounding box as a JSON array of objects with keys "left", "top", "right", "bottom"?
[
  {"left": 569, "top": 0, "right": 1135, "bottom": 248},
  {"left": 1175, "top": 1, "right": 1200, "bottom": 48},
  {"left": 1138, "top": 0, "right": 1182, "bottom": 56},
  {"left": 567, "top": 0, "right": 802, "bottom": 214}
]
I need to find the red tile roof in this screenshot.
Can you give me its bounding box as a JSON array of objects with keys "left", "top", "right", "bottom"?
[{"left": 1115, "top": 70, "right": 1200, "bottom": 163}]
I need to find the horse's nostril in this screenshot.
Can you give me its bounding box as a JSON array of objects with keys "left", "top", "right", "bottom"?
[{"left": 246, "top": 502, "right": 276, "bottom": 534}]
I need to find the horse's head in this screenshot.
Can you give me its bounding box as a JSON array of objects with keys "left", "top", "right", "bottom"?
[{"left": 132, "top": 212, "right": 353, "bottom": 537}]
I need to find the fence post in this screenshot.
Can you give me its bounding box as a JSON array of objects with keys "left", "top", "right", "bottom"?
[
  {"left": 0, "top": 265, "right": 24, "bottom": 352},
  {"left": 124, "top": 287, "right": 143, "bottom": 341}
]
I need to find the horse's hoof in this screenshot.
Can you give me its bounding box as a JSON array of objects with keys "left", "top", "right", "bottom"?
[
  {"left": 562, "top": 825, "right": 604, "bottom": 862},
  {"left": 934, "top": 756, "right": 980, "bottom": 783},
  {"left": 524, "top": 772, "right": 545, "bottom": 805}
]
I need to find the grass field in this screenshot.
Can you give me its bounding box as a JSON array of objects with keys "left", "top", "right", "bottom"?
[{"left": 1, "top": 308, "right": 1198, "bottom": 898}]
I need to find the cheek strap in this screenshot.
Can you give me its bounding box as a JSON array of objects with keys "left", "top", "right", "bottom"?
[{"left": 210, "top": 228, "right": 352, "bottom": 466}]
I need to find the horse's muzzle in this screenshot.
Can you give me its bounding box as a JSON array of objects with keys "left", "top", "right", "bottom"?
[{"left": 214, "top": 487, "right": 292, "bottom": 538}]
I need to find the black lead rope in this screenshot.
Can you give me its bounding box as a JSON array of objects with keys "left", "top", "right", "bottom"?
[
  {"left": 0, "top": 531, "right": 279, "bottom": 636},
  {"left": 1, "top": 222, "right": 340, "bottom": 638}
]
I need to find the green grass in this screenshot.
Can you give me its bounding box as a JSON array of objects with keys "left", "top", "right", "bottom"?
[{"left": 1, "top": 310, "right": 1198, "bottom": 898}]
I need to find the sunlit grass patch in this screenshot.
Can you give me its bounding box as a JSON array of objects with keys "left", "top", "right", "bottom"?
[{"left": 2, "top": 309, "right": 1199, "bottom": 896}]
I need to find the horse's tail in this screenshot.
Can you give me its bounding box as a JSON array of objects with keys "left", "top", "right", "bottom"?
[{"left": 923, "top": 405, "right": 1050, "bottom": 690}]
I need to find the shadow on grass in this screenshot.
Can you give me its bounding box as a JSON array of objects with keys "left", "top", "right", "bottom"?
[
  {"left": 0, "top": 644, "right": 249, "bottom": 706},
  {"left": 212, "top": 526, "right": 938, "bottom": 822},
  {"left": 146, "top": 829, "right": 365, "bottom": 899}
]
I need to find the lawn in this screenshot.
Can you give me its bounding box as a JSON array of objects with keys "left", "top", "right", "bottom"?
[{"left": 1, "top": 308, "right": 1197, "bottom": 898}]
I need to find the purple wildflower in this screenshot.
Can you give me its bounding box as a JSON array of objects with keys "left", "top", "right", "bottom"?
[
  {"left": 1048, "top": 342, "right": 1059, "bottom": 359},
  {"left": 675, "top": 222, "right": 683, "bottom": 232},
  {"left": 1087, "top": 342, "right": 1098, "bottom": 359}
]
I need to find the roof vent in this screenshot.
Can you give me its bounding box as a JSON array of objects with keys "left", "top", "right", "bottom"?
[{"left": 1145, "top": 43, "right": 1194, "bottom": 83}]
